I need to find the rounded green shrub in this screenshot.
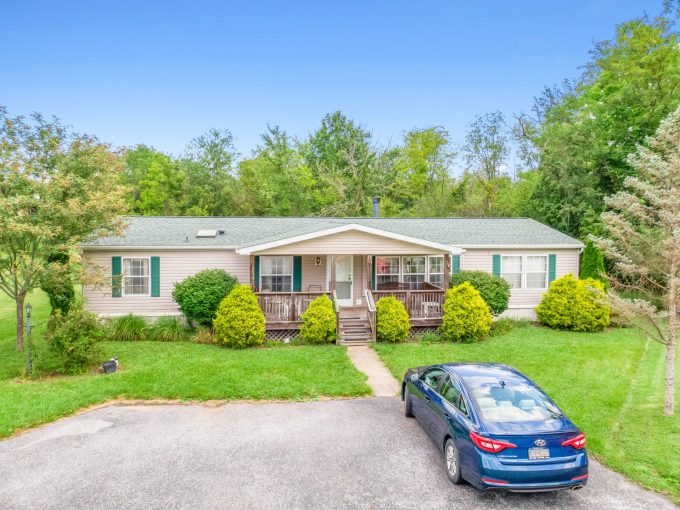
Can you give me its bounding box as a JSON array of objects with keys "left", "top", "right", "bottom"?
[
  {"left": 440, "top": 282, "right": 492, "bottom": 342},
  {"left": 172, "top": 269, "right": 238, "bottom": 326},
  {"left": 536, "top": 274, "right": 610, "bottom": 332},
  {"left": 299, "top": 295, "right": 336, "bottom": 344},
  {"left": 376, "top": 296, "right": 410, "bottom": 342},
  {"left": 107, "top": 314, "right": 148, "bottom": 341},
  {"left": 449, "top": 270, "right": 510, "bottom": 315},
  {"left": 213, "top": 284, "right": 266, "bottom": 348},
  {"left": 148, "top": 316, "right": 189, "bottom": 342},
  {"left": 41, "top": 304, "right": 103, "bottom": 374}
]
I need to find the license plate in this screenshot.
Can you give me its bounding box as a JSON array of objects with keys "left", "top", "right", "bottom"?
[{"left": 528, "top": 447, "right": 550, "bottom": 459}]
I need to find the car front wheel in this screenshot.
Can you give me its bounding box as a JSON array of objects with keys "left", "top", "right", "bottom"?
[
  {"left": 404, "top": 387, "right": 414, "bottom": 417},
  {"left": 444, "top": 438, "right": 462, "bottom": 484}
]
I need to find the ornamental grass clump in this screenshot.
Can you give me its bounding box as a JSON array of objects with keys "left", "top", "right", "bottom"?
[
  {"left": 299, "top": 295, "right": 336, "bottom": 344},
  {"left": 376, "top": 296, "right": 410, "bottom": 342},
  {"left": 536, "top": 274, "right": 610, "bottom": 332},
  {"left": 213, "top": 284, "right": 266, "bottom": 348},
  {"left": 148, "top": 316, "right": 190, "bottom": 342},
  {"left": 107, "top": 314, "right": 148, "bottom": 341},
  {"left": 440, "top": 282, "right": 492, "bottom": 342}
]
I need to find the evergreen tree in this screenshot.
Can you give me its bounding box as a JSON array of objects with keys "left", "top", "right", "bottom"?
[{"left": 579, "top": 241, "right": 606, "bottom": 285}]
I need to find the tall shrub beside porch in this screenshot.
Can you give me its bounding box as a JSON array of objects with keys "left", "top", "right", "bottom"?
[
  {"left": 299, "top": 295, "right": 336, "bottom": 344},
  {"left": 440, "top": 282, "right": 492, "bottom": 342},
  {"left": 213, "top": 285, "right": 266, "bottom": 348},
  {"left": 375, "top": 296, "right": 410, "bottom": 342}
]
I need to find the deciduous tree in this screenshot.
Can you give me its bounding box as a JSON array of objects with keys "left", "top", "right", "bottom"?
[{"left": 0, "top": 108, "right": 127, "bottom": 350}]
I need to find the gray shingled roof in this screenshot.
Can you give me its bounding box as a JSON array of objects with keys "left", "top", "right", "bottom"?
[{"left": 83, "top": 216, "right": 583, "bottom": 249}]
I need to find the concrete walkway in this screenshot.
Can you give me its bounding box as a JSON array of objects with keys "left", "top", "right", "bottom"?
[{"left": 346, "top": 345, "right": 401, "bottom": 396}]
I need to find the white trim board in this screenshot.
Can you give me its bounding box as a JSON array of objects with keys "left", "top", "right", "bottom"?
[
  {"left": 236, "top": 223, "right": 463, "bottom": 255},
  {"left": 458, "top": 244, "right": 583, "bottom": 249},
  {"left": 82, "top": 246, "right": 239, "bottom": 251}
]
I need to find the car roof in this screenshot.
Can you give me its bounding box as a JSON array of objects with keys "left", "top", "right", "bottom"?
[{"left": 439, "top": 363, "right": 532, "bottom": 389}]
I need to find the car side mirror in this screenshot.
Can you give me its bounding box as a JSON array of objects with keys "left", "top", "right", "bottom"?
[{"left": 410, "top": 373, "right": 419, "bottom": 382}]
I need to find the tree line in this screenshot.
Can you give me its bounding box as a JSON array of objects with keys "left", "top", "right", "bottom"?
[{"left": 120, "top": 8, "right": 680, "bottom": 241}]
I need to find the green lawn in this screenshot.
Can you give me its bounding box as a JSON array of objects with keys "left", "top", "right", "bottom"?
[
  {"left": 0, "top": 292, "right": 370, "bottom": 438},
  {"left": 373, "top": 327, "right": 680, "bottom": 504}
]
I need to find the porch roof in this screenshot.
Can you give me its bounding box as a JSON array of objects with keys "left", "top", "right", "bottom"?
[
  {"left": 83, "top": 216, "right": 584, "bottom": 250},
  {"left": 235, "top": 223, "right": 462, "bottom": 255}
]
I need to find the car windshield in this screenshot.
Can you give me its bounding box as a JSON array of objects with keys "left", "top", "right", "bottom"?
[{"left": 470, "top": 382, "right": 563, "bottom": 422}]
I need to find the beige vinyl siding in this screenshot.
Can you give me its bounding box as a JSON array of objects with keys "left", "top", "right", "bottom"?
[
  {"left": 300, "top": 255, "right": 327, "bottom": 292},
  {"left": 254, "top": 230, "right": 445, "bottom": 255},
  {"left": 460, "top": 248, "right": 580, "bottom": 310},
  {"left": 83, "top": 249, "right": 250, "bottom": 317}
]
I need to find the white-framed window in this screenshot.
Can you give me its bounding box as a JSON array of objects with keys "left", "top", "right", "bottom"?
[
  {"left": 428, "top": 256, "right": 444, "bottom": 287},
  {"left": 122, "top": 257, "right": 150, "bottom": 296},
  {"left": 260, "top": 256, "right": 293, "bottom": 292},
  {"left": 376, "top": 256, "right": 400, "bottom": 288},
  {"left": 501, "top": 255, "right": 523, "bottom": 289},
  {"left": 402, "top": 256, "right": 427, "bottom": 290},
  {"left": 526, "top": 255, "right": 548, "bottom": 289}
]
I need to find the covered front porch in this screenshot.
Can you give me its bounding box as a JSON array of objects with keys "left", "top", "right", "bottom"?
[
  {"left": 235, "top": 223, "right": 461, "bottom": 340},
  {"left": 250, "top": 253, "right": 451, "bottom": 330}
]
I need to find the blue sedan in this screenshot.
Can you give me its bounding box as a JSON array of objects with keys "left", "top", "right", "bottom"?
[{"left": 401, "top": 362, "right": 588, "bottom": 492}]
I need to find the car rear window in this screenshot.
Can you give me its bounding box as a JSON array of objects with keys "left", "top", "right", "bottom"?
[{"left": 470, "top": 383, "right": 563, "bottom": 422}]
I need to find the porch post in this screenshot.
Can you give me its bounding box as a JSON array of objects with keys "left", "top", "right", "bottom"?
[
  {"left": 250, "top": 255, "right": 255, "bottom": 289},
  {"left": 330, "top": 254, "right": 336, "bottom": 291},
  {"left": 366, "top": 255, "right": 371, "bottom": 291},
  {"left": 444, "top": 253, "right": 451, "bottom": 290}
]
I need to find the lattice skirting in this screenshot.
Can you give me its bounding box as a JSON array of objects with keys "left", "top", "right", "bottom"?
[
  {"left": 409, "top": 326, "right": 440, "bottom": 339},
  {"left": 266, "top": 329, "right": 300, "bottom": 342}
]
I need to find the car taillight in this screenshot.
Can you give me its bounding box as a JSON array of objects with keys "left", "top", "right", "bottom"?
[
  {"left": 561, "top": 433, "right": 586, "bottom": 449},
  {"left": 469, "top": 431, "right": 517, "bottom": 453}
]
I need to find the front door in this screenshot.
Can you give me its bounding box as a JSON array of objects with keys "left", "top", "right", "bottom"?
[{"left": 334, "top": 255, "right": 353, "bottom": 307}]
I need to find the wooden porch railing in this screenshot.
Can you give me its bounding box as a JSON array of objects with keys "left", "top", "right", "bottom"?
[
  {"left": 256, "top": 292, "right": 331, "bottom": 322},
  {"left": 372, "top": 287, "right": 446, "bottom": 319}
]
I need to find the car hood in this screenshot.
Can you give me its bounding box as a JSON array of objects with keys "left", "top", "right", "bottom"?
[{"left": 482, "top": 418, "right": 579, "bottom": 435}]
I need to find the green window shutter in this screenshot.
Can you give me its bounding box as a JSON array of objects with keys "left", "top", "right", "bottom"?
[
  {"left": 293, "top": 256, "right": 302, "bottom": 292},
  {"left": 372, "top": 256, "right": 376, "bottom": 290},
  {"left": 112, "top": 256, "right": 122, "bottom": 298},
  {"left": 492, "top": 254, "right": 501, "bottom": 277},
  {"left": 451, "top": 255, "right": 461, "bottom": 275},
  {"left": 548, "top": 254, "right": 557, "bottom": 285},
  {"left": 150, "top": 256, "right": 160, "bottom": 297},
  {"left": 254, "top": 256, "right": 260, "bottom": 291}
]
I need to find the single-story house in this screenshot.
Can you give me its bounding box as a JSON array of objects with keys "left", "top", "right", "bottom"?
[{"left": 81, "top": 216, "right": 583, "bottom": 343}]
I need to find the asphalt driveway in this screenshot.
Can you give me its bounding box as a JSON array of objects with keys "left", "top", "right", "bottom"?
[{"left": 0, "top": 398, "right": 676, "bottom": 510}]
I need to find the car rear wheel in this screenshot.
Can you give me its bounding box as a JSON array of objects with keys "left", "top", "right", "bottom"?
[
  {"left": 444, "top": 438, "right": 462, "bottom": 484},
  {"left": 404, "top": 387, "right": 414, "bottom": 417}
]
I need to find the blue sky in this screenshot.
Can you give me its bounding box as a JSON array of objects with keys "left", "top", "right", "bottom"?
[{"left": 1, "top": 0, "right": 660, "bottom": 157}]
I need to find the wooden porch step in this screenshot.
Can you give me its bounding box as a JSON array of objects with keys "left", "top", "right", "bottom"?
[{"left": 337, "top": 305, "right": 373, "bottom": 344}]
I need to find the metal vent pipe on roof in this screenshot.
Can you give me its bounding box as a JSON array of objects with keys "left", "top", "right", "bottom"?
[{"left": 372, "top": 197, "right": 380, "bottom": 218}]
